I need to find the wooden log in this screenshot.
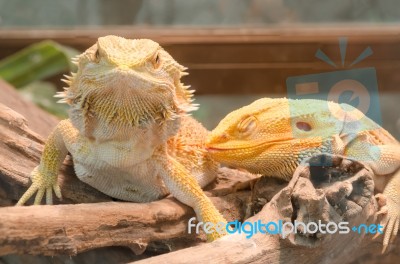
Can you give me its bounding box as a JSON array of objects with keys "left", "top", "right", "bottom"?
[
  {"left": 0, "top": 193, "right": 246, "bottom": 256},
  {"left": 0, "top": 102, "right": 112, "bottom": 206},
  {"left": 1, "top": 80, "right": 399, "bottom": 263},
  {"left": 0, "top": 79, "right": 58, "bottom": 138},
  {"left": 137, "top": 155, "right": 399, "bottom": 264},
  {"left": 0, "top": 100, "right": 255, "bottom": 256},
  {"left": 0, "top": 79, "right": 257, "bottom": 255}
]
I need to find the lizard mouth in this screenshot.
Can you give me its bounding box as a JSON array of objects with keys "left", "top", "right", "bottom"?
[
  {"left": 205, "top": 147, "right": 230, "bottom": 152},
  {"left": 205, "top": 142, "right": 266, "bottom": 152},
  {"left": 205, "top": 137, "right": 295, "bottom": 153}
]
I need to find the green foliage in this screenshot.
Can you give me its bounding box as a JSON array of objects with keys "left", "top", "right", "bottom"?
[
  {"left": 0, "top": 40, "right": 79, "bottom": 118},
  {"left": 19, "top": 81, "right": 69, "bottom": 118},
  {"left": 0, "top": 40, "right": 79, "bottom": 88}
]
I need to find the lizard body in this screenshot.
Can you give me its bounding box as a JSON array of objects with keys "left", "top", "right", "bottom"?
[
  {"left": 17, "top": 36, "right": 225, "bottom": 241},
  {"left": 206, "top": 97, "right": 400, "bottom": 251}
]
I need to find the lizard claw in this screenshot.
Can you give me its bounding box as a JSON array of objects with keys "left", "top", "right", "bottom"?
[
  {"left": 372, "top": 231, "right": 381, "bottom": 240},
  {"left": 16, "top": 166, "right": 61, "bottom": 206},
  {"left": 377, "top": 206, "right": 388, "bottom": 216},
  {"left": 375, "top": 193, "right": 387, "bottom": 208},
  {"left": 200, "top": 204, "right": 228, "bottom": 241},
  {"left": 374, "top": 193, "right": 400, "bottom": 253}
]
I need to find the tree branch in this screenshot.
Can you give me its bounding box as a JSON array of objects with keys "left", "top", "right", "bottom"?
[
  {"left": 0, "top": 157, "right": 253, "bottom": 256},
  {"left": 0, "top": 100, "right": 256, "bottom": 256},
  {"left": 137, "top": 155, "right": 398, "bottom": 264},
  {"left": 1, "top": 80, "right": 399, "bottom": 263}
]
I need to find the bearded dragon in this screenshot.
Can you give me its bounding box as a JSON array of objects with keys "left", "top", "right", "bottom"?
[
  {"left": 16, "top": 35, "right": 226, "bottom": 241},
  {"left": 206, "top": 97, "right": 400, "bottom": 251}
]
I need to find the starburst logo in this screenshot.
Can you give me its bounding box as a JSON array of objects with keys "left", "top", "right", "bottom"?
[
  {"left": 287, "top": 37, "right": 381, "bottom": 125},
  {"left": 286, "top": 37, "right": 382, "bottom": 165}
]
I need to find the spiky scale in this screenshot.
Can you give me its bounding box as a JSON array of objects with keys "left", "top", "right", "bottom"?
[{"left": 206, "top": 97, "right": 400, "bottom": 252}]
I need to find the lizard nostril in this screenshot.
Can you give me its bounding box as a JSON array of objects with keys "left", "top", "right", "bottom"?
[
  {"left": 296, "top": 121, "right": 312, "bottom": 132},
  {"left": 220, "top": 133, "right": 228, "bottom": 140}
]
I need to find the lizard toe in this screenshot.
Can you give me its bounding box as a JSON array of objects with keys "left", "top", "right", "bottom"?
[
  {"left": 46, "top": 187, "right": 53, "bottom": 205},
  {"left": 376, "top": 197, "right": 400, "bottom": 253},
  {"left": 33, "top": 187, "right": 45, "bottom": 205},
  {"left": 375, "top": 193, "right": 387, "bottom": 207},
  {"left": 377, "top": 205, "right": 388, "bottom": 216},
  {"left": 53, "top": 184, "right": 62, "bottom": 199},
  {"left": 16, "top": 184, "right": 39, "bottom": 206}
]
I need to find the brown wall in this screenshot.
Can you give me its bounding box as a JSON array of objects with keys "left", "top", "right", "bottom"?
[{"left": 1, "top": 26, "right": 400, "bottom": 95}]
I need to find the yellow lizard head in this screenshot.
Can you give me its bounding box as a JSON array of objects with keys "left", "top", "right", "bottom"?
[
  {"left": 57, "top": 35, "right": 196, "bottom": 136},
  {"left": 206, "top": 98, "right": 351, "bottom": 177}
]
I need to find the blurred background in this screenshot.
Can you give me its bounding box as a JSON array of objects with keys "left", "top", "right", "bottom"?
[
  {"left": 0, "top": 0, "right": 399, "bottom": 138},
  {"left": 1, "top": 1, "right": 400, "bottom": 263},
  {"left": 1, "top": 0, "right": 400, "bottom": 26}
]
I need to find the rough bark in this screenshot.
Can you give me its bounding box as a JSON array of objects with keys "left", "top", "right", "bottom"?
[
  {"left": 0, "top": 80, "right": 399, "bottom": 263},
  {"left": 0, "top": 83, "right": 256, "bottom": 256},
  {"left": 0, "top": 103, "right": 112, "bottom": 207},
  {"left": 0, "top": 193, "right": 249, "bottom": 256},
  {"left": 137, "top": 155, "right": 399, "bottom": 264},
  {"left": 0, "top": 79, "right": 58, "bottom": 138},
  {"left": 0, "top": 151, "right": 254, "bottom": 256}
]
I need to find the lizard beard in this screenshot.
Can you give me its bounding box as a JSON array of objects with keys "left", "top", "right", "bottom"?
[{"left": 68, "top": 85, "right": 180, "bottom": 140}]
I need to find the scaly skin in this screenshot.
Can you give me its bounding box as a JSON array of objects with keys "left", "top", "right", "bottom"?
[
  {"left": 17, "top": 35, "right": 226, "bottom": 241},
  {"left": 206, "top": 97, "right": 400, "bottom": 251}
]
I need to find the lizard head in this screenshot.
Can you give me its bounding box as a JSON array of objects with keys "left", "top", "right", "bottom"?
[
  {"left": 57, "top": 35, "right": 196, "bottom": 137},
  {"left": 206, "top": 98, "right": 348, "bottom": 176}
]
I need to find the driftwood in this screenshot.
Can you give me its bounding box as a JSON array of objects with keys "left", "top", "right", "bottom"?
[
  {"left": 0, "top": 80, "right": 59, "bottom": 138},
  {"left": 0, "top": 160, "right": 253, "bottom": 256},
  {"left": 0, "top": 194, "right": 249, "bottom": 256},
  {"left": 138, "top": 155, "right": 400, "bottom": 264},
  {"left": 0, "top": 80, "right": 256, "bottom": 257},
  {"left": 0, "top": 80, "right": 399, "bottom": 263}
]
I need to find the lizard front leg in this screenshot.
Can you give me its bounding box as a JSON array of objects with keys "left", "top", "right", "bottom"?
[
  {"left": 375, "top": 169, "right": 400, "bottom": 253},
  {"left": 365, "top": 144, "right": 400, "bottom": 253},
  {"left": 337, "top": 136, "right": 400, "bottom": 252},
  {"left": 17, "top": 120, "right": 74, "bottom": 205},
  {"left": 157, "top": 152, "right": 227, "bottom": 241}
]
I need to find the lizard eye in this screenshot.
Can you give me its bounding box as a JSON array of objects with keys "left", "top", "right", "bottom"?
[
  {"left": 296, "top": 121, "right": 312, "bottom": 131},
  {"left": 237, "top": 116, "right": 257, "bottom": 136},
  {"left": 152, "top": 53, "right": 161, "bottom": 69},
  {"left": 93, "top": 49, "right": 101, "bottom": 63}
]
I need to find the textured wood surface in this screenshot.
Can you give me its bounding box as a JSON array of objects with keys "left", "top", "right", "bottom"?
[
  {"left": 0, "top": 80, "right": 256, "bottom": 256},
  {"left": 0, "top": 80, "right": 398, "bottom": 263},
  {"left": 138, "top": 155, "right": 400, "bottom": 264},
  {"left": 0, "top": 99, "right": 255, "bottom": 255}
]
